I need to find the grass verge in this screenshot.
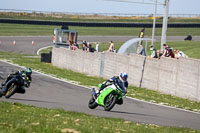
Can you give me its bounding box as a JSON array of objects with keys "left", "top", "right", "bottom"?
[{"left": 1, "top": 102, "right": 199, "bottom": 133}]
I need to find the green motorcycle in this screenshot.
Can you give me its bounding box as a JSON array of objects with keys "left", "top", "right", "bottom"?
[{"left": 88, "top": 83, "right": 125, "bottom": 111}]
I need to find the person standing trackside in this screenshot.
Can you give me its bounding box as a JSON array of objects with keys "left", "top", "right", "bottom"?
[
  {"left": 53, "top": 34, "right": 55, "bottom": 43},
  {"left": 138, "top": 43, "right": 146, "bottom": 56},
  {"left": 107, "top": 41, "right": 115, "bottom": 52},
  {"left": 95, "top": 42, "right": 100, "bottom": 52}
]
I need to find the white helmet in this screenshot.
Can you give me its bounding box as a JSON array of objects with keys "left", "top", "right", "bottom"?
[{"left": 119, "top": 72, "right": 128, "bottom": 82}]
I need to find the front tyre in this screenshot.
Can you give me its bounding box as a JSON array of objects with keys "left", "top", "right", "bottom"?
[
  {"left": 88, "top": 97, "right": 98, "bottom": 109},
  {"left": 104, "top": 92, "right": 117, "bottom": 111},
  {"left": 0, "top": 87, "right": 3, "bottom": 98},
  {"left": 5, "top": 82, "right": 17, "bottom": 99}
]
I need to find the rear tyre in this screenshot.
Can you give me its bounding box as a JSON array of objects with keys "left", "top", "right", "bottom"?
[
  {"left": 88, "top": 97, "right": 98, "bottom": 109},
  {"left": 104, "top": 92, "right": 117, "bottom": 111},
  {"left": 5, "top": 82, "right": 17, "bottom": 99}
]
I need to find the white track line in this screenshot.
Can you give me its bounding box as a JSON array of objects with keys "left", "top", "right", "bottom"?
[
  {"left": 0, "top": 60, "right": 200, "bottom": 115},
  {"left": 36, "top": 46, "right": 53, "bottom": 55}
]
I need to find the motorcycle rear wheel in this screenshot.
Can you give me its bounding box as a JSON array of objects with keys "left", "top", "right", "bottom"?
[
  {"left": 88, "top": 97, "right": 98, "bottom": 109},
  {"left": 5, "top": 83, "right": 17, "bottom": 99}
]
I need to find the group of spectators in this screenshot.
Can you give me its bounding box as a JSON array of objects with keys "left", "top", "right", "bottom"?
[
  {"left": 138, "top": 43, "right": 188, "bottom": 59},
  {"left": 69, "top": 40, "right": 116, "bottom": 53},
  {"left": 148, "top": 44, "right": 188, "bottom": 59},
  {"left": 69, "top": 40, "right": 188, "bottom": 59},
  {"left": 81, "top": 40, "right": 97, "bottom": 53}
]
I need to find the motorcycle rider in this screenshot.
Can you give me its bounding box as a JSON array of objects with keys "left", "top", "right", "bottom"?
[
  {"left": 93, "top": 72, "right": 128, "bottom": 98},
  {"left": 0, "top": 67, "right": 32, "bottom": 95}
]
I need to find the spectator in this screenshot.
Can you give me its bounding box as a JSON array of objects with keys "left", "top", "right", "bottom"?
[
  {"left": 161, "top": 44, "right": 174, "bottom": 58},
  {"left": 149, "top": 45, "right": 158, "bottom": 58},
  {"left": 87, "top": 43, "right": 95, "bottom": 53},
  {"left": 74, "top": 42, "right": 79, "bottom": 49},
  {"left": 82, "top": 43, "right": 87, "bottom": 51},
  {"left": 71, "top": 43, "right": 78, "bottom": 51},
  {"left": 174, "top": 49, "right": 188, "bottom": 59},
  {"left": 95, "top": 42, "right": 100, "bottom": 52},
  {"left": 138, "top": 43, "right": 146, "bottom": 56},
  {"left": 82, "top": 40, "right": 87, "bottom": 45},
  {"left": 161, "top": 44, "right": 168, "bottom": 57},
  {"left": 107, "top": 41, "right": 116, "bottom": 52},
  {"left": 53, "top": 33, "right": 55, "bottom": 43},
  {"left": 167, "top": 47, "right": 175, "bottom": 58}
]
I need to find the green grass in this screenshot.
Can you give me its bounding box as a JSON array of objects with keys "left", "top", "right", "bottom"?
[
  {"left": 1, "top": 102, "right": 199, "bottom": 133},
  {"left": 0, "top": 23, "right": 200, "bottom": 36},
  {"left": 0, "top": 50, "right": 200, "bottom": 113},
  {"left": 0, "top": 23, "right": 60, "bottom": 36}
]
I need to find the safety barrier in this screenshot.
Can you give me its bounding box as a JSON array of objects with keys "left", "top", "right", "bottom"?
[{"left": 52, "top": 47, "right": 200, "bottom": 102}]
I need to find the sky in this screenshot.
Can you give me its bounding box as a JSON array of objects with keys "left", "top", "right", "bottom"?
[{"left": 0, "top": 0, "right": 200, "bottom": 16}]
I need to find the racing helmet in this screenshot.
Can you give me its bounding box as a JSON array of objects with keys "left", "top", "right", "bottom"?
[
  {"left": 25, "top": 67, "right": 32, "bottom": 75},
  {"left": 119, "top": 72, "right": 128, "bottom": 82}
]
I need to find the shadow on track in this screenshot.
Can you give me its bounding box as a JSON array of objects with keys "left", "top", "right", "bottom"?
[
  {"left": 109, "top": 110, "right": 156, "bottom": 117},
  {"left": 10, "top": 98, "right": 57, "bottom": 104}
]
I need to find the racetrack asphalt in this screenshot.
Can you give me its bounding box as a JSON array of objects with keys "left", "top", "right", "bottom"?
[{"left": 0, "top": 36, "right": 200, "bottom": 130}]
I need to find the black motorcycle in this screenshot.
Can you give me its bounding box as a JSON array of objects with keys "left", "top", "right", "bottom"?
[{"left": 0, "top": 74, "right": 27, "bottom": 98}]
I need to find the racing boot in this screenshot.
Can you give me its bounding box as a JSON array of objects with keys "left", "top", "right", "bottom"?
[{"left": 91, "top": 88, "right": 99, "bottom": 99}]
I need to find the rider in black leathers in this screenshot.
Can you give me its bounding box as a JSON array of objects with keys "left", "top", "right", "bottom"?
[{"left": 0, "top": 68, "right": 32, "bottom": 96}]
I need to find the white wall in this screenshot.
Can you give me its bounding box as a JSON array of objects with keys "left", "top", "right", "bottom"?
[{"left": 52, "top": 47, "right": 200, "bottom": 101}]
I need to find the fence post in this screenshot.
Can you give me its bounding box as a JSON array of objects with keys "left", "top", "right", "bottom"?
[{"left": 139, "top": 56, "right": 147, "bottom": 88}]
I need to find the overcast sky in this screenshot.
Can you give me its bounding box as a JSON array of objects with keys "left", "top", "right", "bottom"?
[{"left": 0, "top": 0, "right": 199, "bottom": 15}]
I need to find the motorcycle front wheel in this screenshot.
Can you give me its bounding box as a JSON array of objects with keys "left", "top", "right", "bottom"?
[
  {"left": 5, "top": 82, "right": 17, "bottom": 99},
  {"left": 104, "top": 92, "right": 117, "bottom": 111},
  {"left": 88, "top": 97, "right": 98, "bottom": 109}
]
